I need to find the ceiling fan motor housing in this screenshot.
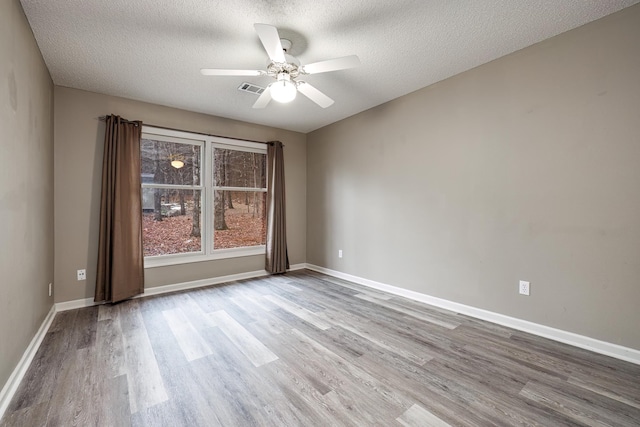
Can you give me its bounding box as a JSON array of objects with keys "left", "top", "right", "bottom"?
[{"left": 267, "top": 52, "right": 300, "bottom": 78}]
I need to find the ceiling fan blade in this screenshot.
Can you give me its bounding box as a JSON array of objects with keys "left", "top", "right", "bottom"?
[
  {"left": 254, "top": 24, "right": 286, "bottom": 63},
  {"left": 200, "top": 69, "right": 262, "bottom": 76},
  {"left": 297, "top": 82, "right": 334, "bottom": 108},
  {"left": 301, "top": 55, "right": 360, "bottom": 74},
  {"left": 252, "top": 86, "right": 272, "bottom": 109}
]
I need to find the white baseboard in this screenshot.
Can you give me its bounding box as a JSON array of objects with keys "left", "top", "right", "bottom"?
[
  {"left": 288, "top": 263, "right": 307, "bottom": 271},
  {"left": 0, "top": 305, "right": 56, "bottom": 420},
  {"left": 305, "top": 264, "right": 640, "bottom": 366},
  {"left": 140, "top": 269, "right": 270, "bottom": 297},
  {"left": 55, "top": 263, "right": 308, "bottom": 312},
  {"left": 55, "top": 297, "right": 96, "bottom": 312}
]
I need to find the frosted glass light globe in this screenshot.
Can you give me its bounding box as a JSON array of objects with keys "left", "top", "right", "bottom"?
[{"left": 270, "top": 74, "right": 297, "bottom": 103}]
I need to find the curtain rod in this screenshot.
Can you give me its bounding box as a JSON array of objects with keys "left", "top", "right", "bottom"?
[{"left": 97, "top": 115, "right": 272, "bottom": 145}]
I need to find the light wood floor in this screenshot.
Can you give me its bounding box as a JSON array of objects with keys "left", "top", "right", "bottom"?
[{"left": 2, "top": 270, "right": 639, "bottom": 426}]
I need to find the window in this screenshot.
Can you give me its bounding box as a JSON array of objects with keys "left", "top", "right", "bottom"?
[{"left": 140, "top": 126, "right": 267, "bottom": 267}]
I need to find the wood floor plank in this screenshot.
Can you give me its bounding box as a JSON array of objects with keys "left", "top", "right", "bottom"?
[
  {"left": 44, "top": 347, "right": 98, "bottom": 426},
  {"left": 247, "top": 315, "right": 335, "bottom": 395},
  {"left": 302, "top": 272, "right": 394, "bottom": 300},
  {"left": 117, "top": 301, "right": 169, "bottom": 414},
  {"left": 139, "top": 305, "right": 221, "bottom": 426},
  {"left": 263, "top": 294, "right": 332, "bottom": 330},
  {"left": 248, "top": 312, "right": 411, "bottom": 425},
  {"left": 397, "top": 403, "right": 452, "bottom": 427},
  {"left": 96, "top": 318, "right": 126, "bottom": 379},
  {"left": 267, "top": 285, "right": 329, "bottom": 313},
  {"left": 0, "top": 402, "right": 48, "bottom": 427},
  {"left": 245, "top": 292, "right": 280, "bottom": 312},
  {"left": 194, "top": 327, "right": 279, "bottom": 426},
  {"left": 229, "top": 295, "right": 271, "bottom": 321},
  {"left": 3, "top": 270, "right": 640, "bottom": 427},
  {"left": 425, "top": 358, "right": 582, "bottom": 426},
  {"left": 264, "top": 310, "right": 366, "bottom": 360},
  {"left": 208, "top": 310, "right": 279, "bottom": 367},
  {"left": 97, "top": 303, "right": 115, "bottom": 321},
  {"left": 259, "top": 359, "right": 348, "bottom": 426},
  {"left": 93, "top": 374, "right": 132, "bottom": 427},
  {"left": 261, "top": 275, "right": 303, "bottom": 292},
  {"left": 7, "top": 311, "right": 76, "bottom": 411},
  {"left": 520, "top": 380, "right": 640, "bottom": 426},
  {"left": 567, "top": 375, "right": 640, "bottom": 410},
  {"left": 318, "top": 308, "right": 434, "bottom": 365},
  {"left": 72, "top": 306, "right": 99, "bottom": 349},
  {"left": 353, "top": 353, "right": 486, "bottom": 427},
  {"left": 169, "top": 292, "right": 218, "bottom": 329},
  {"left": 210, "top": 284, "right": 261, "bottom": 325},
  {"left": 162, "top": 307, "right": 213, "bottom": 362},
  {"left": 204, "top": 314, "right": 328, "bottom": 425},
  {"left": 355, "top": 293, "right": 461, "bottom": 329},
  {"left": 280, "top": 327, "right": 412, "bottom": 422},
  {"left": 131, "top": 399, "right": 202, "bottom": 427}
]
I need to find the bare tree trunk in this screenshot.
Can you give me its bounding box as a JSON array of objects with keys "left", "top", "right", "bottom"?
[
  {"left": 179, "top": 191, "right": 186, "bottom": 216},
  {"left": 214, "top": 191, "right": 227, "bottom": 230},
  {"left": 173, "top": 163, "right": 185, "bottom": 216},
  {"left": 224, "top": 151, "right": 234, "bottom": 209},
  {"left": 153, "top": 146, "right": 163, "bottom": 221},
  {"left": 191, "top": 145, "right": 201, "bottom": 237},
  {"left": 214, "top": 150, "right": 228, "bottom": 230},
  {"left": 154, "top": 189, "right": 163, "bottom": 221},
  {"left": 252, "top": 153, "right": 258, "bottom": 217},
  {"left": 191, "top": 191, "right": 200, "bottom": 237}
]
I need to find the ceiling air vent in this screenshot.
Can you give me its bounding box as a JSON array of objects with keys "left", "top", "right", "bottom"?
[{"left": 238, "top": 82, "right": 265, "bottom": 95}]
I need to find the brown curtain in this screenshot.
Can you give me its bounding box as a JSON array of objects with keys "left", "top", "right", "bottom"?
[
  {"left": 265, "top": 141, "right": 289, "bottom": 274},
  {"left": 95, "top": 115, "right": 145, "bottom": 303}
]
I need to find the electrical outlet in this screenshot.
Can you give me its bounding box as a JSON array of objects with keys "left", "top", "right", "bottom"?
[
  {"left": 338, "top": 249, "right": 343, "bottom": 258},
  {"left": 519, "top": 280, "right": 530, "bottom": 296},
  {"left": 48, "top": 283, "right": 52, "bottom": 297},
  {"left": 77, "top": 269, "right": 86, "bottom": 281}
]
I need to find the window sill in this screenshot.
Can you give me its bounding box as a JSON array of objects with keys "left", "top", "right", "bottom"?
[{"left": 144, "top": 246, "right": 266, "bottom": 268}]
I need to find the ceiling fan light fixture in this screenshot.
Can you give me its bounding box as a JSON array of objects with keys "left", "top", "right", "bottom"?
[
  {"left": 171, "top": 159, "right": 185, "bottom": 169},
  {"left": 270, "top": 73, "right": 297, "bottom": 103},
  {"left": 200, "top": 24, "right": 359, "bottom": 109}
]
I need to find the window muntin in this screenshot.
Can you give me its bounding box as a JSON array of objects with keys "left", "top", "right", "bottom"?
[{"left": 140, "top": 127, "right": 267, "bottom": 266}]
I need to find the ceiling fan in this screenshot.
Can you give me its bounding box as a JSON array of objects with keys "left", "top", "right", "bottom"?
[{"left": 200, "top": 24, "right": 360, "bottom": 109}]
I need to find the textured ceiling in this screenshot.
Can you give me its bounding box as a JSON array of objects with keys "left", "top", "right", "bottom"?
[{"left": 20, "top": 0, "right": 639, "bottom": 133}]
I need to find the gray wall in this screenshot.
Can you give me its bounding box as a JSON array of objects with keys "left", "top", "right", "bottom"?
[
  {"left": 0, "top": 0, "right": 54, "bottom": 391},
  {"left": 54, "top": 87, "right": 306, "bottom": 303},
  {"left": 307, "top": 5, "right": 640, "bottom": 350}
]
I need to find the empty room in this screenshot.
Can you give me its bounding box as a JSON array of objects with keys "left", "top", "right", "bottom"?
[{"left": 1, "top": 0, "right": 639, "bottom": 425}]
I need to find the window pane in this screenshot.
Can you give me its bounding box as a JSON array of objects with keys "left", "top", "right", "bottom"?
[
  {"left": 141, "top": 138, "right": 201, "bottom": 186},
  {"left": 142, "top": 189, "right": 202, "bottom": 256},
  {"left": 213, "top": 190, "right": 266, "bottom": 249},
  {"left": 213, "top": 148, "right": 266, "bottom": 188}
]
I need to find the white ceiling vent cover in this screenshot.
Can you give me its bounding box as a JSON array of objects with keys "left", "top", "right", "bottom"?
[{"left": 238, "top": 82, "right": 265, "bottom": 95}]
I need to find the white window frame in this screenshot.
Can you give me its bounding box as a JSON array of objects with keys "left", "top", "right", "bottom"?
[{"left": 141, "top": 126, "right": 267, "bottom": 268}]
